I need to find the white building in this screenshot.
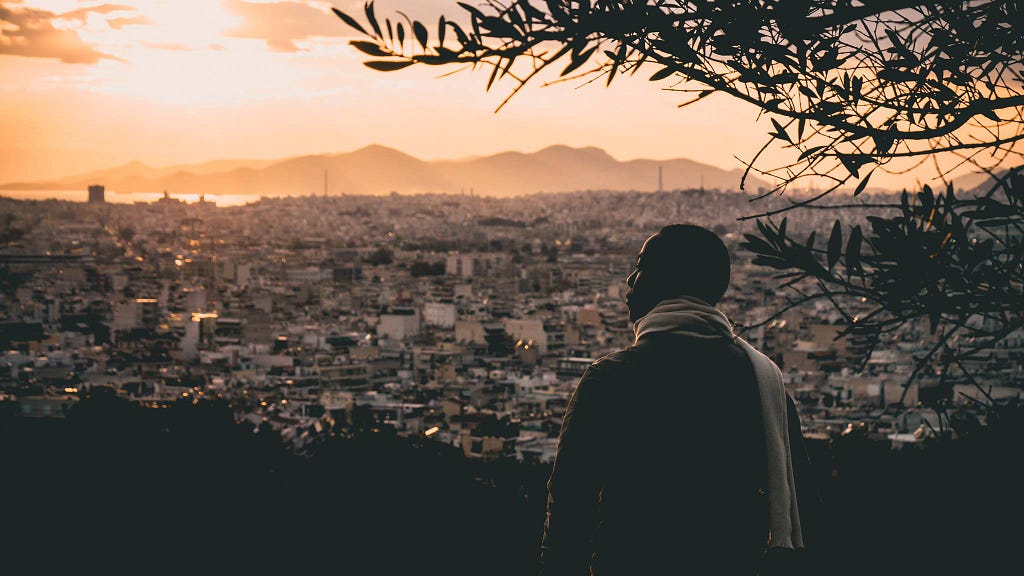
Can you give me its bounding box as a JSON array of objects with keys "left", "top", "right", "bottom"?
[
  {"left": 184, "top": 287, "right": 207, "bottom": 313},
  {"left": 423, "top": 301, "right": 457, "bottom": 328},
  {"left": 446, "top": 252, "right": 475, "bottom": 278},
  {"left": 181, "top": 317, "right": 200, "bottom": 361},
  {"left": 112, "top": 300, "right": 142, "bottom": 332},
  {"left": 455, "top": 319, "right": 486, "bottom": 344},
  {"left": 378, "top": 308, "right": 421, "bottom": 341},
  {"left": 504, "top": 318, "right": 549, "bottom": 353},
  {"left": 286, "top": 266, "right": 327, "bottom": 285}
]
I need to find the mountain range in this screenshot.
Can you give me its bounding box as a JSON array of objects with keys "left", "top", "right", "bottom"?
[{"left": 0, "top": 145, "right": 770, "bottom": 197}]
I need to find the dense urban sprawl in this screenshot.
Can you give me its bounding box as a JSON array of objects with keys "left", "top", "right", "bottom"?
[{"left": 2, "top": 188, "right": 1020, "bottom": 460}]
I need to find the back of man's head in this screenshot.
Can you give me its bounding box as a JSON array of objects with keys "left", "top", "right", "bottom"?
[{"left": 639, "top": 224, "right": 731, "bottom": 305}]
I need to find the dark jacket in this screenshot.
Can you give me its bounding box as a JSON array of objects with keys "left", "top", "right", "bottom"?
[{"left": 540, "top": 332, "right": 814, "bottom": 576}]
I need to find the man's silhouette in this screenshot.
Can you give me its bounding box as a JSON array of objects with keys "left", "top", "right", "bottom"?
[{"left": 540, "top": 224, "right": 812, "bottom": 575}]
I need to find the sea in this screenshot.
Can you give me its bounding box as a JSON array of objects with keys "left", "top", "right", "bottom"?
[{"left": 0, "top": 190, "right": 256, "bottom": 207}]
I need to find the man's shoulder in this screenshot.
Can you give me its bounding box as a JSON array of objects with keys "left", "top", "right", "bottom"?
[
  {"left": 581, "top": 333, "right": 750, "bottom": 381},
  {"left": 585, "top": 333, "right": 716, "bottom": 372},
  {"left": 588, "top": 334, "right": 752, "bottom": 377},
  {"left": 569, "top": 348, "right": 639, "bottom": 401},
  {"left": 584, "top": 344, "right": 645, "bottom": 379}
]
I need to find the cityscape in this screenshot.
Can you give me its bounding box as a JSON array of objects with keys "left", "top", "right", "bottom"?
[{"left": 4, "top": 183, "right": 1018, "bottom": 464}]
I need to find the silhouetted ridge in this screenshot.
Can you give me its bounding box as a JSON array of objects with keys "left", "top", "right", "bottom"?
[{"left": 1, "top": 145, "right": 770, "bottom": 196}]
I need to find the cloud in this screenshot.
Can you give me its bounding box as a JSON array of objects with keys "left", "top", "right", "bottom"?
[
  {"left": 225, "top": 0, "right": 341, "bottom": 52},
  {"left": 141, "top": 41, "right": 192, "bottom": 51},
  {"left": 226, "top": 0, "right": 487, "bottom": 52},
  {"left": 107, "top": 15, "right": 152, "bottom": 30},
  {"left": 57, "top": 3, "right": 151, "bottom": 31},
  {"left": 59, "top": 4, "right": 137, "bottom": 23},
  {"left": 0, "top": 2, "right": 116, "bottom": 63}
]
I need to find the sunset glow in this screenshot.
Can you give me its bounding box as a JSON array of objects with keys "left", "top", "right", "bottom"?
[{"left": 0, "top": 0, "right": 1011, "bottom": 190}]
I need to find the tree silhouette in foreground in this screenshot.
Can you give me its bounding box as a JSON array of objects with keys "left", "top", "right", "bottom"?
[
  {"left": 740, "top": 172, "right": 1023, "bottom": 430},
  {"left": 331, "top": 0, "right": 1023, "bottom": 198},
  {"left": 332, "top": 1, "right": 1024, "bottom": 403}
]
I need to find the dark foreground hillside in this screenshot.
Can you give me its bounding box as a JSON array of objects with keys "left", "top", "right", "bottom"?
[{"left": 2, "top": 394, "right": 1021, "bottom": 575}]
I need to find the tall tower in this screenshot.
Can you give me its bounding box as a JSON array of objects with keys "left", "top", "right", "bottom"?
[
  {"left": 658, "top": 166, "right": 663, "bottom": 193},
  {"left": 324, "top": 169, "right": 328, "bottom": 197},
  {"left": 88, "top": 184, "right": 105, "bottom": 204}
]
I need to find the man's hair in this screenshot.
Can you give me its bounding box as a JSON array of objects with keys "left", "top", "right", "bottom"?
[{"left": 641, "top": 224, "right": 731, "bottom": 305}]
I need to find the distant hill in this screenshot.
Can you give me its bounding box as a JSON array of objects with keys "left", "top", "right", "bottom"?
[
  {"left": 73, "top": 158, "right": 279, "bottom": 181},
  {"left": 0, "top": 144, "right": 770, "bottom": 197},
  {"left": 956, "top": 167, "right": 1024, "bottom": 196}
]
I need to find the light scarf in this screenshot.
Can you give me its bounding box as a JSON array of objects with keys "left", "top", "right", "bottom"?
[{"left": 633, "top": 296, "right": 805, "bottom": 549}]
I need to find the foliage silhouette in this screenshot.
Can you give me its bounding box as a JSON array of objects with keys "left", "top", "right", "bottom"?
[
  {"left": 332, "top": 1, "right": 1024, "bottom": 398},
  {"left": 739, "top": 169, "right": 1024, "bottom": 407},
  {"left": 331, "top": 0, "right": 1024, "bottom": 201}
]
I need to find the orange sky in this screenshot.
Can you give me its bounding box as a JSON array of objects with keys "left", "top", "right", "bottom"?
[{"left": 0, "top": 0, "right": 1007, "bottom": 189}]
